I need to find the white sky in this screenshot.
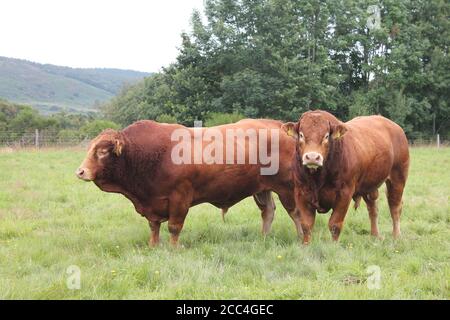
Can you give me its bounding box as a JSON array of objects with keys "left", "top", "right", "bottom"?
[{"left": 0, "top": 0, "right": 205, "bottom": 72}]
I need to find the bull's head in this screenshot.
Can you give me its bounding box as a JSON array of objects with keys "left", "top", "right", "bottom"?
[
  {"left": 282, "top": 111, "right": 347, "bottom": 171},
  {"left": 76, "top": 129, "right": 124, "bottom": 182}
]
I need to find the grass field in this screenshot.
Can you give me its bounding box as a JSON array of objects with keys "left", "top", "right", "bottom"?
[{"left": 0, "top": 147, "right": 448, "bottom": 299}]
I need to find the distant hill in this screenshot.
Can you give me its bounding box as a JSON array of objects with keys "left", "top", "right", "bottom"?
[{"left": 0, "top": 56, "right": 150, "bottom": 114}]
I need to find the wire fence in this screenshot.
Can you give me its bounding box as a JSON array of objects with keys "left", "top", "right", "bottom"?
[
  {"left": 0, "top": 129, "right": 90, "bottom": 149},
  {"left": 0, "top": 129, "right": 447, "bottom": 150}
]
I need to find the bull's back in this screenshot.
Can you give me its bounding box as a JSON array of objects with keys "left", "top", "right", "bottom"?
[
  {"left": 345, "top": 115, "right": 409, "bottom": 191},
  {"left": 149, "top": 119, "right": 292, "bottom": 207},
  {"left": 190, "top": 119, "right": 291, "bottom": 206},
  {"left": 347, "top": 116, "right": 409, "bottom": 159}
]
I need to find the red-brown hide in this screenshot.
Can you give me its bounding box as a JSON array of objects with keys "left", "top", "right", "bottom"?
[
  {"left": 283, "top": 110, "right": 409, "bottom": 244},
  {"left": 76, "top": 119, "right": 299, "bottom": 246}
]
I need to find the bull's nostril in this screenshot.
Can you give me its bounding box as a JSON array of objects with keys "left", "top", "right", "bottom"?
[
  {"left": 305, "top": 154, "right": 310, "bottom": 160},
  {"left": 315, "top": 155, "right": 320, "bottom": 161},
  {"left": 77, "top": 168, "right": 84, "bottom": 177}
]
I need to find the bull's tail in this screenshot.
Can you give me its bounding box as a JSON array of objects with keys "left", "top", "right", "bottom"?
[
  {"left": 253, "top": 190, "right": 276, "bottom": 235},
  {"left": 353, "top": 195, "right": 362, "bottom": 210},
  {"left": 221, "top": 208, "right": 228, "bottom": 222}
]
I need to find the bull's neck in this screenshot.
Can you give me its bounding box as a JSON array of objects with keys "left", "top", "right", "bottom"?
[
  {"left": 294, "top": 139, "right": 346, "bottom": 209},
  {"left": 115, "top": 143, "right": 167, "bottom": 196}
]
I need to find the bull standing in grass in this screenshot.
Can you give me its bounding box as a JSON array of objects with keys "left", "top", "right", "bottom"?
[
  {"left": 76, "top": 119, "right": 300, "bottom": 247},
  {"left": 282, "top": 110, "right": 410, "bottom": 244}
]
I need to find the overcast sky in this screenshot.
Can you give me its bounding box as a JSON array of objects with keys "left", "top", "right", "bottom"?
[{"left": 0, "top": 0, "right": 205, "bottom": 72}]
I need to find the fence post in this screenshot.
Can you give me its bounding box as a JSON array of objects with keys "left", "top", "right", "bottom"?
[
  {"left": 35, "top": 129, "right": 39, "bottom": 148},
  {"left": 437, "top": 134, "right": 440, "bottom": 149}
]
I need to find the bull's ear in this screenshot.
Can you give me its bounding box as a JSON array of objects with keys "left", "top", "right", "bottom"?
[
  {"left": 281, "top": 122, "right": 299, "bottom": 139},
  {"left": 332, "top": 123, "right": 347, "bottom": 140},
  {"left": 113, "top": 137, "right": 124, "bottom": 156}
]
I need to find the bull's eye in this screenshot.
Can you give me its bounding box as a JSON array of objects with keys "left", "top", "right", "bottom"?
[
  {"left": 96, "top": 149, "right": 109, "bottom": 158},
  {"left": 299, "top": 132, "right": 305, "bottom": 141},
  {"left": 323, "top": 132, "right": 330, "bottom": 142}
]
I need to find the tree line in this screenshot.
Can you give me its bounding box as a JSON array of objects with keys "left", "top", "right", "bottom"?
[
  {"left": 103, "top": 0, "right": 449, "bottom": 141},
  {"left": 0, "top": 99, "right": 118, "bottom": 143}
]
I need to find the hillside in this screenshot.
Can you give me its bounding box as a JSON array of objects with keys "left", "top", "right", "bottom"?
[{"left": 0, "top": 56, "right": 150, "bottom": 114}]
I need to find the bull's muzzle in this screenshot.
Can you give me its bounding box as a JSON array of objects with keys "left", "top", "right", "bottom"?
[
  {"left": 302, "top": 152, "right": 324, "bottom": 169},
  {"left": 75, "top": 167, "right": 92, "bottom": 181}
]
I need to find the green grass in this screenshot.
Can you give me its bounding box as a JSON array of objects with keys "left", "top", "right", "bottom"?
[{"left": 0, "top": 147, "right": 449, "bottom": 299}]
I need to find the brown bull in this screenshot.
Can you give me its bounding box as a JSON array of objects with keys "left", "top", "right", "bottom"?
[
  {"left": 76, "top": 119, "right": 300, "bottom": 246},
  {"left": 282, "top": 110, "right": 409, "bottom": 244}
]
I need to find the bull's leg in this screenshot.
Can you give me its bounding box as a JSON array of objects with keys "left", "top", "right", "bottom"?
[
  {"left": 168, "top": 218, "right": 185, "bottom": 247},
  {"left": 167, "top": 185, "right": 193, "bottom": 247},
  {"left": 363, "top": 190, "right": 380, "bottom": 237},
  {"left": 277, "top": 190, "right": 303, "bottom": 240},
  {"left": 300, "top": 209, "right": 316, "bottom": 245},
  {"left": 386, "top": 173, "right": 406, "bottom": 239},
  {"left": 168, "top": 204, "right": 189, "bottom": 247},
  {"left": 296, "top": 194, "right": 316, "bottom": 244},
  {"left": 148, "top": 221, "right": 161, "bottom": 247},
  {"left": 253, "top": 191, "right": 276, "bottom": 235},
  {"left": 261, "top": 207, "right": 275, "bottom": 235},
  {"left": 288, "top": 209, "right": 303, "bottom": 240},
  {"left": 328, "top": 189, "right": 353, "bottom": 242}
]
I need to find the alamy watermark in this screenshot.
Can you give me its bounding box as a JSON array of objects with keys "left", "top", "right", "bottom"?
[
  {"left": 170, "top": 121, "right": 280, "bottom": 175},
  {"left": 367, "top": 5, "right": 381, "bottom": 30},
  {"left": 66, "top": 265, "right": 81, "bottom": 290},
  {"left": 367, "top": 265, "right": 381, "bottom": 290}
]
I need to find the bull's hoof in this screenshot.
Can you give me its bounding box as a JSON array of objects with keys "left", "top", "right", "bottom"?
[
  {"left": 392, "top": 231, "right": 401, "bottom": 239},
  {"left": 371, "top": 233, "right": 384, "bottom": 240},
  {"left": 148, "top": 241, "right": 160, "bottom": 248}
]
